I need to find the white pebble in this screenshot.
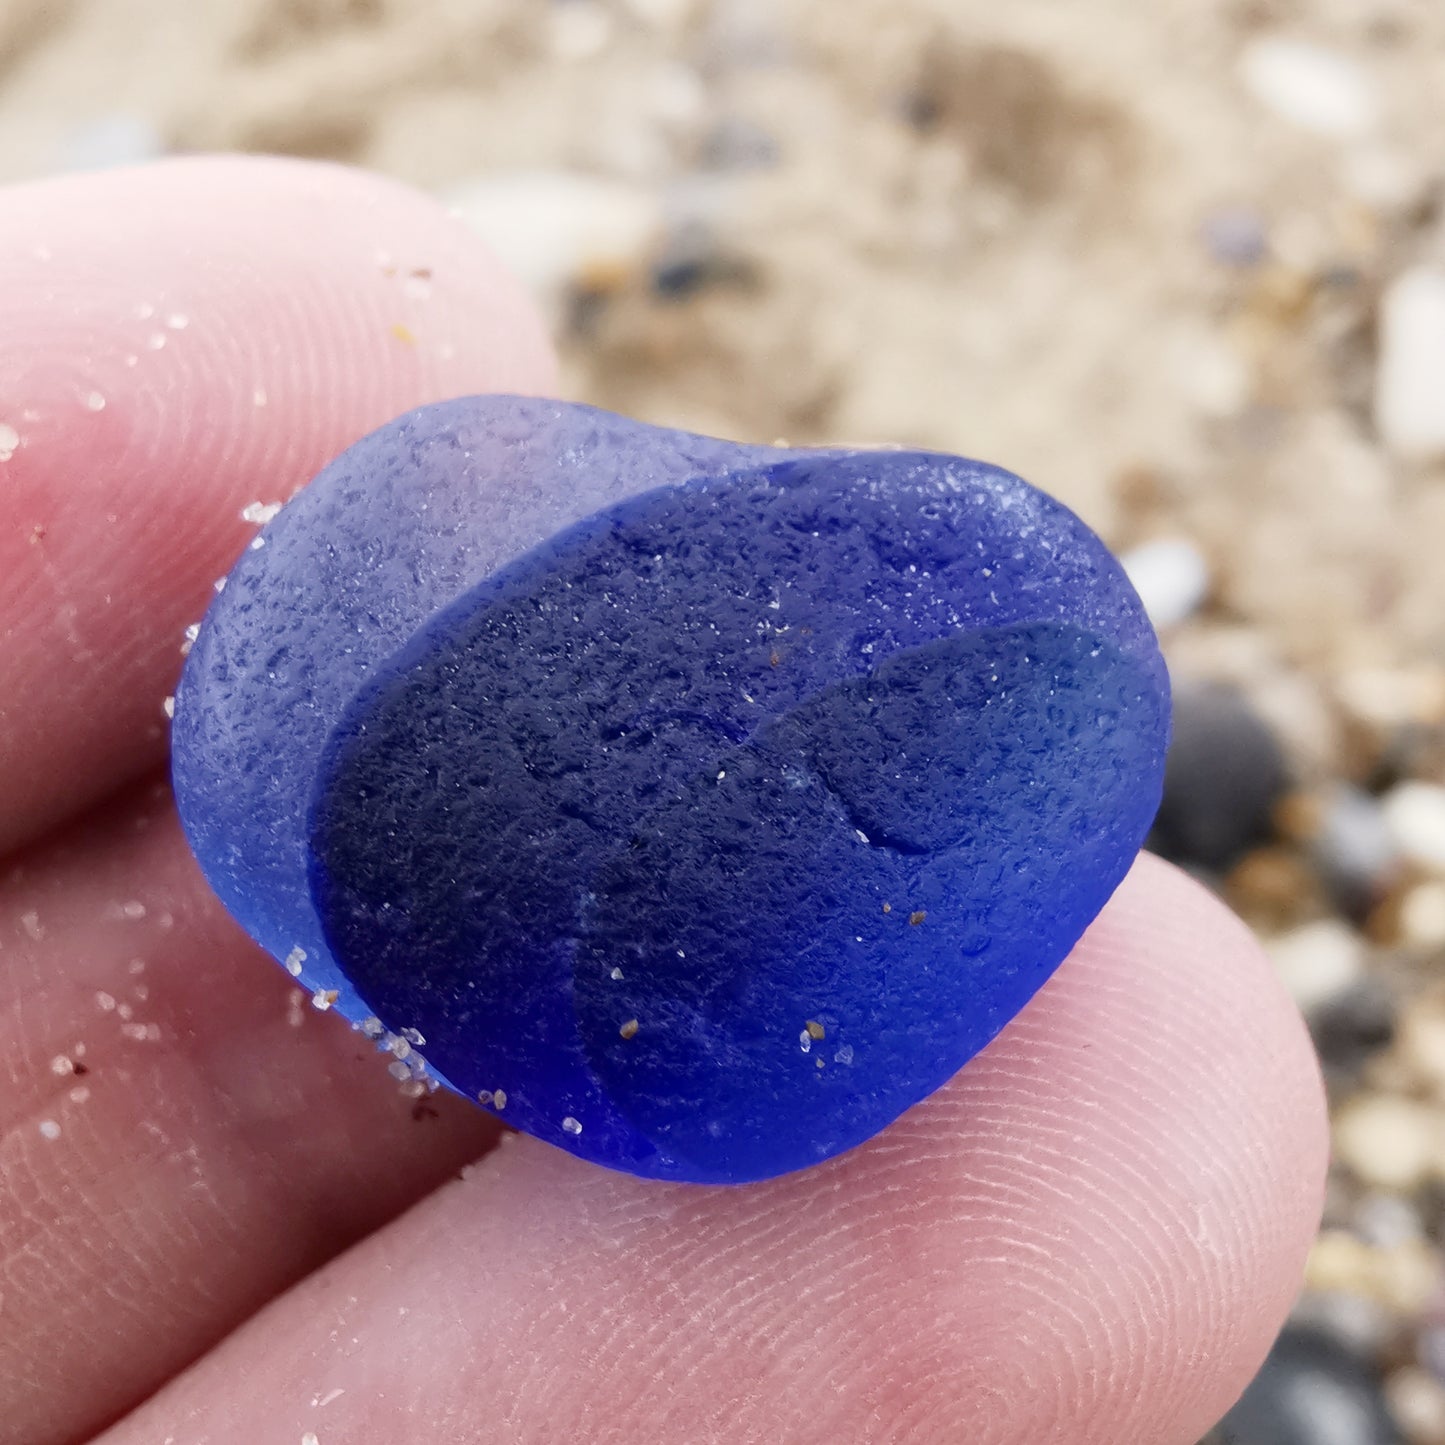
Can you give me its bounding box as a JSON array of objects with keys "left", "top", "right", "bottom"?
[
  {"left": 1334, "top": 1093, "right": 1439, "bottom": 1191},
  {"left": 1271, "top": 919, "right": 1358, "bottom": 1011},
  {"left": 0, "top": 422, "right": 18, "bottom": 461},
  {"left": 1375, "top": 267, "right": 1445, "bottom": 458},
  {"left": 1401, "top": 882, "right": 1445, "bottom": 948},
  {"left": 1176, "top": 330, "right": 1251, "bottom": 417},
  {"left": 38, "top": 1120, "right": 61, "bottom": 1141},
  {"left": 1120, "top": 538, "right": 1210, "bottom": 631},
  {"left": 84, "top": 391, "right": 106, "bottom": 412},
  {"left": 1239, "top": 37, "right": 1379, "bottom": 138},
  {"left": 1383, "top": 781, "right": 1445, "bottom": 873},
  {"left": 562, "top": 1115, "right": 583, "bottom": 1135},
  {"left": 65, "top": 113, "right": 163, "bottom": 172},
  {"left": 1266, "top": 919, "right": 1364, "bottom": 1012},
  {"left": 240, "top": 500, "right": 282, "bottom": 524},
  {"left": 1343, "top": 144, "right": 1428, "bottom": 213},
  {"left": 445, "top": 171, "right": 660, "bottom": 310},
  {"left": 284, "top": 946, "right": 306, "bottom": 977},
  {"left": 162, "top": 696, "right": 175, "bottom": 719},
  {"left": 1386, "top": 1368, "right": 1445, "bottom": 1445}
]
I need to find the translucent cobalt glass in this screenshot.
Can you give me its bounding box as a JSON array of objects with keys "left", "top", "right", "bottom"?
[{"left": 171, "top": 397, "right": 1170, "bottom": 1184}]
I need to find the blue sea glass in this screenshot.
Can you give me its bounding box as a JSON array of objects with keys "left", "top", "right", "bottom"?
[{"left": 172, "top": 397, "right": 1169, "bottom": 1184}]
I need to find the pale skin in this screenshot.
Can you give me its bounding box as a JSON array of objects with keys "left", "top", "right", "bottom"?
[{"left": 0, "top": 157, "right": 1328, "bottom": 1445}]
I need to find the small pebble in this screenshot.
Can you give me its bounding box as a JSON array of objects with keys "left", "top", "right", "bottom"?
[
  {"left": 1313, "top": 978, "right": 1396, "bottom": 1077},
  {"left": 1401, "top": 883, "right": 1445, "bottom": 949},
  {"left": 1376, "top": 268, "right": 1445, "bottom": 459},
  {"left": 1149, "top": 683, "right": 1290, "bottom": 871},
  {"left": 1334, "top": 1093, "right": 1440, "bottom": 1192},
  {"left": 1384, "top": 1367, "right": 1445, "bottom": 1445},
  {"left": 1202, "top": 206, "right": 1269, "bottom": 268},
  {"left": 1267, "top": 918, "right": 1365, "bottom": 1014},
  {"left": 1343, "top": 145, "right": 1429, "bottom": 215},
  {"left": 63, "top": 113, "right": 164, "bottom": 172},
  {"left": 1309, "top": 784, "right": 1401, "bottom": 922},
  {"left": 1383, "top": 783, "right": 1445, "bottom": 875},
  {"left": 1292, "top": 1289, "right": 1397, "bottom": 1359},
  {"left": 1394, "top": 999, "right": 1445, "bottom": 1095},
  {"left": 1308, "top": 1230, "right": 1438, "bottom": 1315},
  {"left": 1215, "top": 1326, "right": 1404, "bottom": 1445},
  {"left": 1336, "top": 668, "right": 1445, "bottom": 733},
  {"left": 1375, "top": 265, "right": 1445, "bottom": 456},
  {"left": 1120, "top": 537, "right": 1211, "bottom": 631},
  {"left": 1239, "top": 37, "right": 1380, "bottom": 139},
  {"left": 445, "top": 171, "right": 660, "bottom": 310},
  {"left": 1356, "top": 1192, "right": 1426, "bottom": 1250}
]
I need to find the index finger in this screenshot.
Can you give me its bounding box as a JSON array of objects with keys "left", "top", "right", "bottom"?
[{"left": 0, "top": 154, "right": 555, "bottom": 855}]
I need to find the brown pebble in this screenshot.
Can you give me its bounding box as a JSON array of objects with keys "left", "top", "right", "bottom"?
[{"left": 909, "top": 910, "right": 926, "bottom": 926}]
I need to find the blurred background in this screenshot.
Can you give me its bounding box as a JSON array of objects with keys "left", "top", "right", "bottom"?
[{"left": 3, "top": 0, "right": 1445, "bottom": 1440}]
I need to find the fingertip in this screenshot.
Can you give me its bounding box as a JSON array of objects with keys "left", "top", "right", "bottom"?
[{"left": 0, "top": 155, "right": 555, "bottom": 852}]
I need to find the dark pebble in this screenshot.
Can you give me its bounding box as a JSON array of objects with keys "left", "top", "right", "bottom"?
[
  {"left": 1311, "top": 977, "right": 1397, "bottom": 1077},
  {"left": 1212, "top": 1326, "right": 1403, "bottom": 1445},
  {"left": 1149, "top": 682, "right": 1290, "bottom": 871}
]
